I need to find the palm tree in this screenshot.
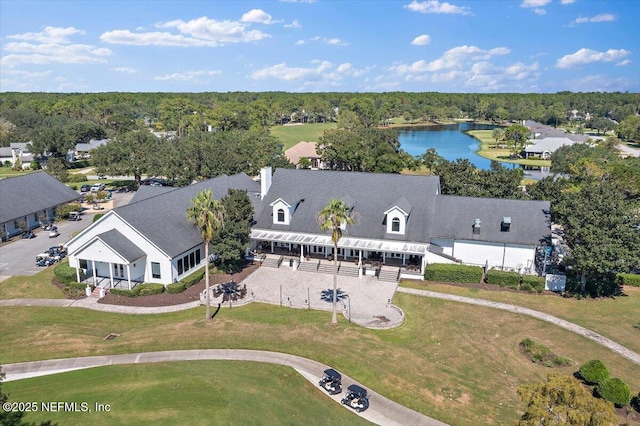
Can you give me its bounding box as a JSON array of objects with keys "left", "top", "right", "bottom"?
[
  {"left": 187, "top": 189, "right": 225, "bottom": 320},
  {"left": 318, "top": 199, "right": 354, "bottom": 324}
]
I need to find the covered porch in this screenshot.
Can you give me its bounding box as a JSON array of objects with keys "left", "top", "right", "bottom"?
[{"left": 250, "top": 229, "right": 430, "bottom": 278}]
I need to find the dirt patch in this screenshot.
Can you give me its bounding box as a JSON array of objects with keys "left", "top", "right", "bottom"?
[{"left": 98, "top": 261, "right": 260, "bottom": 307}]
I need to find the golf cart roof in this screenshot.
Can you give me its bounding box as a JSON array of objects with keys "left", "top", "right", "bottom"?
[
  {"left": 347, "top": 384, "right": 367, "bottom": 397},
  {"left": 322, "top": 369, "right": 341, "bottom": 380}
]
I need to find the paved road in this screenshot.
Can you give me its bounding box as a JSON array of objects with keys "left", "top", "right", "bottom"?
[
  {"left": 397, "top": 287, "right": 640, "bottom": 366},
  {"left": 617, "top": 143, "right": 640, "bottom": 157},
  {"left": 2, "top": 349, "right": 448, "bottom": 426}
]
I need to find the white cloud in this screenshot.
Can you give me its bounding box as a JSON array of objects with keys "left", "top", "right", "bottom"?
[
  {"left": 404, "top": 1, "right": 470, "bottom": 15},
  {"left": 412, "top": 35, "right": 431, "bottom": 46},
  {"left": 111, "top": 67, "right": 137, "bottom": 74},
  {"left": 155, "top": 70, "right": 222, "bottom": 82},
  {"left": 520, "top": 0, "right": 551, "bottom": 7},
  {"left": 562, "top": 74, "right": 638, "bottom": 92},
  {"left": 101, "top": 15, "right": 271, "bottom": 47},
  {"left": 251, "top": 61, "right": 332, "bottom": 81},
  {"left": 295, "top": 40, "right": 305, "bottom": 45},
  {"left": 1, "top": 27, "right": 111, "bottom": 68},
  {"left": 241, "top": 9, "right": 278, "bottom": 25},
  {"left": 392, "top": 45, "right": 511, "bottom": 74},
  {"left": 616, "top": 60, "right": 631, "bottom": 67},
  {"left": 556, "top": 48, "right": 631, "bottom": 68},
  {"left": 284, "top": 20, "right": 301, "bottom": 28},
  {"left": 560, "top": 0, "right": 575, "bottom": 4},
  {"left": 533, "top": 8, "right": 546, "bottom": 15},
  {"left": 571, "top": 14, "right": 616, "bottom": 25},
  {"left": 308, "top": 36, "right": 348, "bottom": 46}
]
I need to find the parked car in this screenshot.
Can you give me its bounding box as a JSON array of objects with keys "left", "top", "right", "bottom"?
[
  {"left": 341, "top": 384, "right": 369, "bottom": 412},
  {"left": 21, "top": 230, "right": 36, "bottom": 239},
  {"left": 68, "top": 211, "right": 81, "bottom": 221},
  {"left": 35, "top": 255, "right": 55, "bottom": 267},
  {"left": 80, "top": 184, "right": 91, "bottom": 193},
  {"left": 90, "top": 183, "right": 105, "bottom": 192},
  {"left": 47, "top": 245, "right": 66, "bottom": 260},
  {"left": 48, "top": 226, "right": 60, "bottom": 238},
  {"left": 319, "top": 369, "right": 342, "bottom": 395}
]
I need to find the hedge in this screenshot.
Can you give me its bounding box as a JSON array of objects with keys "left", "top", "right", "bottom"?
[
  {"left": 167, "top": 282, "right": 186, "bottom": 294},
  {"left": 596, "top": 377, "right": 631, "bottom": 407},
  {"left": 424, "top": 263, "right": 483, "bottom": 283},
  {"left": 66, "top": 173, "right": 88, "bottom": 183},
  {"left": 616, "top": 273, "right": 640, "bottom": 288},
  {"left": 110, "top": 283, "right": 165, "bottom": 297},
  {"left": 485, "top": 269, "right": 520, "bottom": 288},
  {"left": 578, "top": 359, "right": 610, "bottom": 385},
  {"left": 521, "top": 275, "right": 545, "bottom": 293},
  {"left": 182, "top": 268, "right": 205, "bottom": 288},
  {"left": 54, "top": 262, "right": 78, "bottom": 285}
]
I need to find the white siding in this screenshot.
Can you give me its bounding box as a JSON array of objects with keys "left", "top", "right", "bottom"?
[{"left": 453, "top": 240, "right": 504, "bottom": 268}]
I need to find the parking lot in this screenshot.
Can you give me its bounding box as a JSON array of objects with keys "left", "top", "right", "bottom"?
[{"left": 0, "top": 192, "right": 134, "bottom": 282}]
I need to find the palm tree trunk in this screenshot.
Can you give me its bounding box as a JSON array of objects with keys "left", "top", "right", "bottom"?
[
  {"left": 205, "top": 243, "right": 211, "bottom": 320},
  {"left": 332, "top": 243, "right": 338, "bottom": 324}
]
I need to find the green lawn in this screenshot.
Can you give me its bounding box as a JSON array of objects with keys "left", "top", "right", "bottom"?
[
  {"left": 270, "top": 122, "right": 336, "bottom": 151},
  {"left": 4, "top": 361, "right": 370, "bottom": 426},
  {"left": 2, "top": 293, "right": 639, "bottom": 425},
  {"left": 0, "top": 266, "right": 66, "bottom": 300},
  {"left": 400, "top": 280, "right": 640, "bottom": 355},
  {"left": 467, "top": 130, "right": 551, "bottom": 168}
]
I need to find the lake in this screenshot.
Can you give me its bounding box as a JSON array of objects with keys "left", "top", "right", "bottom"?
[
  {"left": 397, "top": 122, "right": 551, "bottom": 180},
  {"left": 397, "top": 122, "right": 496, "bottom": 169}
]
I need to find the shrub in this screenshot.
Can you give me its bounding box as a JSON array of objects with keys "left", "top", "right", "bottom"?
[
  {"left": 578, "top": 360, "right": 610, "bottom": 385},
  {"left": 182, "top": 268, "right": 205, "bottom": 288},
  {"left": 616, "top": 273, "right": 640, "bottom": 288},
  {"left": 596, "top": 377, "right": 631, "bottom": 407},
  {"left": 110, "top": 288, "right": 137, "bottom": 297},
  {"left": 54, "top": 262, "right": 78, "bottom": 284},
  {"left": 424, "top": 263, "right": 483, "bottom": 283},
  {"left": 93, "top": 213, "right": 105, "bottom": 223},
  {"left": 167, "top": 282, "right": 186, "bottom": 294},
  {"left": 485, "top": 269, "right": 520, "bottom": 288},
  {"left": 521, "top": 275, "right": 545, "bottom": 293},
  {"left": 136, "top": 283, "right": 165, "bottom": 296}
]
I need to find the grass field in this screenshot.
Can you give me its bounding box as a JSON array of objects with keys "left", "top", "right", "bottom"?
[
  {"left": 4, "top": 361, "right": 369, "bottom": 426},
  {"left": 2, "top": 292, "right": 639, "bottom": 425},
  {"left": 400, "top": 280, "right": 640, "bottom": 355},
  {"left": 270, "top": 122, "right": 337, "bottom": 151},
  {"left": 467, "top": 130, "right": 551, "bottom": 168},
  {"left": 0, "top": 266, "right": 66, "bottom": 300}
]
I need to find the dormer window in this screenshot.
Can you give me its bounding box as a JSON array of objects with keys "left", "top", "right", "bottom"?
[
  {"left": 391, "top": 217, "right": 400, "bottom": 232},
  {"left": 270, "top": 198, "right": 292, "bottom": 225}
]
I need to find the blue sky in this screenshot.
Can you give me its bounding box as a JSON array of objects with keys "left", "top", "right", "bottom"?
[{"left": 1, "top": 0, "right": 638, "bottom": 93}]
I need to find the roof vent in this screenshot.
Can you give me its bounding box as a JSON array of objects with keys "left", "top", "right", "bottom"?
[
  {"left": 501, "top": 216, "right": 511, "bottom": 232},
  {"left": 473, "top": 218, "right": 481, "bottom": 235}
]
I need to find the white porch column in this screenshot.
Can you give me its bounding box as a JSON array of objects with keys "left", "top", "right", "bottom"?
[
  {"left": 343, "top": 247, "right": 347, "bottom": 260},
  {"left": 109, "top": 262, "right": 114, "bottom": 289},
  {"left": 270, "top": 241, "right": 274, "bottom": 253},
  {"left": 288, "top": 242, "right": 291, "bottom": 252},
  {"left": 76, "top": 263, "right": 80, "bottom": 283},
  {"left": 382, "top": 252, "right": 386, "bottom": 263},
  {"left": 300, "top": 244, "right": 304, "bottom": 263},
  {"left": 402, "top": 254, "right": 406, "bottom": 265},
  {"left": 92, "top": 261, "right": 97, "bottom": 286},
  {"left": 421, "top": 256, "right": 427, "bottom": 275},
  {"left": 127, "top": 264, "right": 132, "bottom": 290},
  {"left": 358, "top": 250, "right": 363, "bottom": 278}
]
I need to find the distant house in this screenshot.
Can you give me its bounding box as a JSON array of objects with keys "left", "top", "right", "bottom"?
[
  {"left": 72, "top": 139, "right": 110, "bottom": 160},
  {"left": 285, "top": 142, "right": 327, "bottom": 169},
  {"left": 524, "top": 137, "right": 577, "bottom": 159},
  {"left": 0, "top": 172, "right": 81, "bottom": 239},
  {"left": 0, "top": 143, "right": 33, "bottom": 169}
]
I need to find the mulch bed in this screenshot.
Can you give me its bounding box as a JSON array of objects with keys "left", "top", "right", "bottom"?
[{"left": 97, "top": 261, "right": 261, "bottom": 307}]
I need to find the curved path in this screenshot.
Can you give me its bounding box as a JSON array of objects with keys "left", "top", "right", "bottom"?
[
  {"left": 2, "top": 349, "right": 447, "bottom": 426},
  {"left": 397, "top": 287, "right": 640, "bottom": 366}
]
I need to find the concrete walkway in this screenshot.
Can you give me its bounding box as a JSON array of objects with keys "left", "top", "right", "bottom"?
[
  {"left": 397, "top": 287, "right": 640, "bottom": 366},
  {"left": 2, "top": 349, "right": 447, "bottom": 426},
  {"left": 0, "top": 297, "right": 201, "bottom": 314}
]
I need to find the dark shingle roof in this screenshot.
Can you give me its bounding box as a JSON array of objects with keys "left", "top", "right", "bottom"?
[
  {"left": 114, "top": 173, "right": 259, "bottom": 257},
  {"left": 254, "top": 169, "right": 441, "bottom": 243},
  {"left": 96, "top": 229, "right": 145, "bottom": 262},
  {"left": 254, "top": 169, "right": 550, "bottom": 246},
  {"left": 431, "top": 195, "right": 550, "bottom": 245},
  {"left": 0, "top": 172, "right": 81, "bottom": 223}
]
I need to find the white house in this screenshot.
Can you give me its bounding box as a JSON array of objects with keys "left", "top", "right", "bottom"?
[{"left": 66, "top": 168, "right": 550, "bottom": 288}]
